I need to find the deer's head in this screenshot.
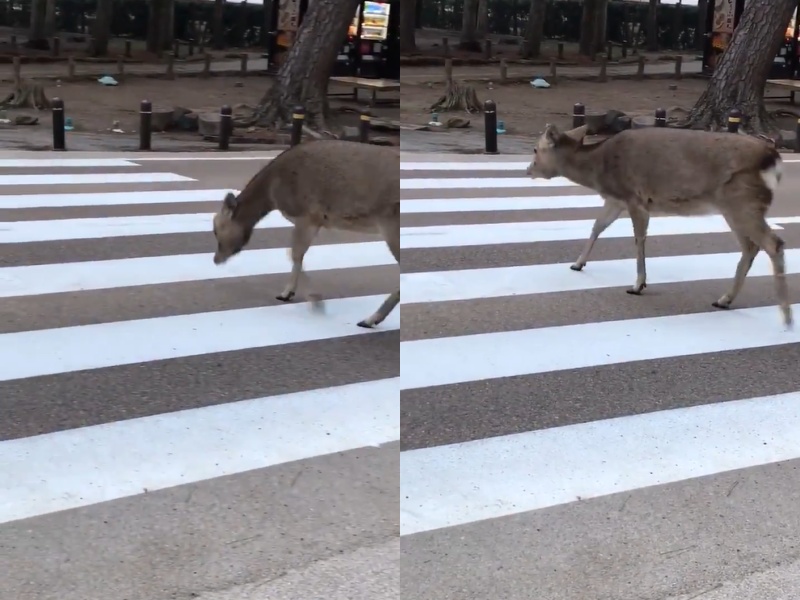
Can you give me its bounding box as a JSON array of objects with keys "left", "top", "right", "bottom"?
[
  {"left": 212, "top": 192, "right": 253, "bottom": 265},
  {"left": 526, "top": 124, "right": 589, "bottom": 179}
]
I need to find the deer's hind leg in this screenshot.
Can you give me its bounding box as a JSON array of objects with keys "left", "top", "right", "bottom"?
[
  {"left": 358, "top": 216, "right": 399, "bottom": 329},
  {"left": 717, "top": 212, "right": 792, "bottom": 328},
  {"left": 711, "top": 218, "right": 759, "bottom": 311},
  {"left": 277, "top": 221, "right": 321, "bottom": 304},
  {"left": 571, "top": 196, "right": 625, "bottom": 272}
]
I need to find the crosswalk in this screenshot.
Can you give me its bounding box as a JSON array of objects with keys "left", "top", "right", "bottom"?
[
  {"left": 0, "top": 155, "right": 399, "bottom": 599},
  {"left": 399, "top": 155, "right": 800, "bottom": 598}
]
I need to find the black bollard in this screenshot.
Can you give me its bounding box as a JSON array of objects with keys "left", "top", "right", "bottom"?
[
  {"left": 359, "top": 109, "right": 370, "bottom": 143},
  {"left": 51, "top": 97, "right": 66, "bottom": 151},
  {"left": 655, "top": 107, "right": 667, "bottom": 128},
  {"left": 484, "top": 99, "right": 498, "bottom": 155},
  {"left": 291, "top": 106, "right": 305, "bottom": 147},
  {"left": 139, "top": 100, "right": 152, "bottom": 151},
  {"left": 572, "top": 102, "right": 586, "bottom": 128},
  {"left": 727, "top": 109, "right": 742, "bottom": 134},
  {"left": 219, "top": 105, "right": 232, "bottom": 151}
]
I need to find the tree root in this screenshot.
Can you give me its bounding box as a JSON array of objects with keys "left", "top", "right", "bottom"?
[
  {"left": 431, "top": 77, "right": 482, "bottom": 114},
  {"left": 0, "top": 83, "right": 51, "bottom": 110}
]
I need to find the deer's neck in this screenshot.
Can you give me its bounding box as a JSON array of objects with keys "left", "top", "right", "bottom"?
[
  {"left": 232, "top": 169, "right": 276, "bottom": 229},
  {"left": 555, "top": 143, "right": 605, "bottom": 190}
]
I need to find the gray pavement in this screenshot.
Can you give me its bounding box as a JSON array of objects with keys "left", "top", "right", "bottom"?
[
  {"left": 399, "top": 154, "right": 800, "bottom": 599},
  {"left": 0, "top": 151, "right": 399, "bottom": 600}
]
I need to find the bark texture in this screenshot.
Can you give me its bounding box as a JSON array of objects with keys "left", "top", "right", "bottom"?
[
  {"left": 646, "top": 0, "right": 658, "bottom": 51},
  {"left": 682, "top": 0, "right": 797, "bottom": 135},
  {"left": 400, "top": 0, "right": 417, "bottom": 53},
  {"left": 521, "top": 0, "right": 546, "bottom": 59},
  {"left": 459, "top": 0, "right": 480, "bottom": 51},
  {"left": 579, "top": 0, "right": 598, "bottom": 57},
  {"left": 250, "top": 0, "right": 362, "bottom": 130},
  {"left": 91, "top": 0, "right": 113, "bottom": 56}
]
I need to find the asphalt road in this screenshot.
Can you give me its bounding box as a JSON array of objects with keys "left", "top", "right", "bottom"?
[
  {"left": 0, "top": 152, "right": 399, "bottom": 600},
  {"left": 399, "top": 152, "right": 800, "bottom": 600}
]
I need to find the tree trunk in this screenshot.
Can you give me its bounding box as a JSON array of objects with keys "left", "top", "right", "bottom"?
[
  {"left": 684, "top": 0, "right": 798, "bottom": 136},
  {"left": 594, "top": 0, "right": 608, "bottom": 54},
  {"left": 695, "top": 0, "right": 708, "bottom": 51},
  {"left": 147, "top": 0, "right": 170, "bottom": 53},
  {"left": 646, "top": 0, "right": 659, "bottom": 52},
  {"left": 213, "top": 0, "right": 225, "bottom": 50},
  {"left": 27, "top": 0, "right": 48, "bottom": 49},
  {"left": 521, "top": 0, "right": 546, "bottom": 59},
  {"left": 476, "top": 0, "right": 488, "bottom": 40},
  {"left": 459, "top": 0, "right": 481, "bottom": 51},
  {"left": 91, "top": 0, "right": 113, "bottom": 56},
  {"left": 250, "top": 0, "right": 362, "bottom": 130},
  {"left": 400, "top": 0, "right": 417, "bottom": 53},
  {"left": 579, "top": 0, "right": 599, "bottom": 57},
  {"left": 43, "top": 0, "right": 56, "bottom": 38}
]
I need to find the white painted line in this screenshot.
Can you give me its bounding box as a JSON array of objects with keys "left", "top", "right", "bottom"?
[
  {"left": 0, "top": 377, "right": 399, "bottom": 524},
  {"left": 400, "top": 162, "right": 530, "bottom": 171},
  {"left": 130, "top": 156, "right": 277, "bottom": 162},
  {"left": 400, "top": 303, "right": 800, "bottom": 391},
  {"left": 401, "top": 249, "right": 800, "bottom": 304},
  {"left": 0, "top": 294, "right": 400, "bottom": 383},
  {"left": 400, "top": 195, "right": 603, "bottom": 213},
  {"left": 0, "top": 188, "right": 238, "bottom": 209},
  {"left": 401, "top": 177, "right": 578, "bottom": 190},
  {"left": 0, "top": 172, "right": 195, "bottom": 186},
  {"left": 0, "top": 211, "right": 294, "bottom": 243},
  {"left": 400, "top": 215, "right": 791, "bottom": 249},
  {"left": 400, "top": 390, "right": 800, "bottom": 535},
  {"left": 0, "top": 159, "right": 140, "bottom": 168},
  {"left": 0, "top": 241, "right": 395, "bottom": 297}
]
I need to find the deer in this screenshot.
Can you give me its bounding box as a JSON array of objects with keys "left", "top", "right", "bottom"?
[
  {"left": 212, "top": 139, "right": 399, "bottom": 329},
  {"left": 526, "top": 123, "right": 792, "bottom": 328}
]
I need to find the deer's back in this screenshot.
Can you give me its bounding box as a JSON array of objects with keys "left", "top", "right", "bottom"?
[
  {"left": 595, "top": 129, "right": 778, "bottom": 215},
  {"left": 262, "top": 140, "right": 399, "bottom": 231}
]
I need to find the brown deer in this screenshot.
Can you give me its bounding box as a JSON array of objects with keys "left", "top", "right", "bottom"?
[
  {"left": 526, "top": 123, "right": 792, "bottom": 328},
  {"left": 212, "top": 139, "right": 399, "bottom": 329}
]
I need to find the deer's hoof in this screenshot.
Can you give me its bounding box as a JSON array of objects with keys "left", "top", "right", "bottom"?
[
  {"left": 276, "top": 291, "right": 295, "bottom": 302},
  {"left": 626, "top": 283, "right": 646, "bottom": 296},
  {"left": 711, "top": 300, "right": 731, "bottom": 310},
  {"left": 357, "top": 320, "right": 376, "bottom": 329},
  {"left": 570, "top": 263, "right": 584, "bottom": 272}
]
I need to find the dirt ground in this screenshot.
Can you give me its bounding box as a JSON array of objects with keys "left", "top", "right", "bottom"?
[
  {"left": 399, "top": 75, "right": 800, "bottom": 139},
  {"left": 0, "top": 75, "right": 400, "bottom": 145}
]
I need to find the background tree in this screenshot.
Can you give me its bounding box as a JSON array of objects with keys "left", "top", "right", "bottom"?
[
  {"left": 682, "top": 0, "right": 797, "bottom": 135},
  {"left": 646, "top": 0, "right": 659, "bottom": 51},
  {"left": 247, "top": 0, "right": 362, "bottom": 130},
  {"left": 459, "top": 0, "right": 481, "bottom": 50},
  {"left": 401, "top": 0, "right": 418, "bottom": 52},
  {"left": 520, "top": 0, "right": 546, "bottom": 59},
  {"left": 578, "top": 0, "right": 598, "bottom": 56}
]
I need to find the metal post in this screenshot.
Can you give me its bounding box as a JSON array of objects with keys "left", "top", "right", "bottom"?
[
  {"left": 484, "top": 100, "right": 498, "bottom": 154},
  {"left": 51, "top": 97, "right": 65, "bottom": 151},
  {"left": 655, "top": 108, "right": 667, "bottom": 127},
  {"left": 291, "top": 106, "right": 305, "bottom": 146},
  {"left": 219, "top": 105, "right": 232, "bottom": 150},
  {"left": 359, "top": 109, "right": 370, "bottom": 143},
  {"left": 572, "top": 103, "right": 586, "bottom": 128},
  {"left": 727, "top": 109, "right": 742, "bottom": 134},
  {"left": 139, "top": 100, "right": 152, "bottom": 151}
]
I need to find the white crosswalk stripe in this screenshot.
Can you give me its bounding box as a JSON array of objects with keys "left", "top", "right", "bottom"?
[{"left": 399, "top": 155, "right": 800, "bottom": 598}]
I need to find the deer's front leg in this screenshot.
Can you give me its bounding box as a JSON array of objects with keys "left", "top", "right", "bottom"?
[
  {"left": 277, "top": 222, "right": 320, "bottom": 303},
  {"left": 571, "top": 198, "right": 624, "bottom": 272},
  {"left": 627, "top": 206, "right": 650, "bottom": 295}
]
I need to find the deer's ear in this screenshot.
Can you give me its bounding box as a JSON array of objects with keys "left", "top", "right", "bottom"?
[
  {"left": 564, "top": 124, "right": 589, "bottom": 145},
  {"left": 543, "top": 123, "right": 561, "bottom": 145},
  {"left": 222, "top": 192, "right": 238, "bottom": 214}
]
